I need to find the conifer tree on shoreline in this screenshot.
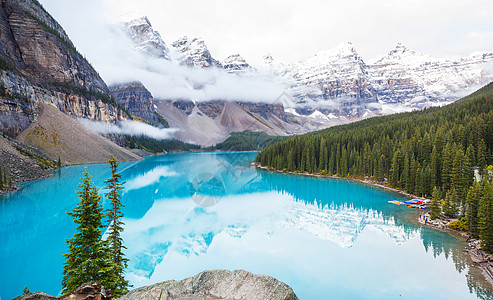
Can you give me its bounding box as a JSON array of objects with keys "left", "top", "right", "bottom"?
[
  {"left": 61, "top": 170, "right": 110, "bottom": 294},
  {"left": 62, "top": 158, "right": 129, "bottom": 297},
  {"left": 103, "top": 155, "right": 129, "bottom": 297}
]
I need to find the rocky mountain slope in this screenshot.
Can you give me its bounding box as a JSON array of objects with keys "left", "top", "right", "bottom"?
[
  {"left": 123, "top": 16, "right": 170, "bottom": 60},
  {"left": 0, "top": 135, "right": 51, "bottom": 188},
  {"left": 17, "top": 103, "right": 140, "bottom": 164},
  {"left": 154, "top": 98, "right": 337, "bottom": 146},
  {"left": 117, "top": 16, "right": 493, "bottom": 145},
  {"left": 109, "top": 81, "right": 167, "bottom": 127},
  {"left": 0, "top": 0, "right": 144, "bottom": 187},
  {"left": 266, "top": 42, "right": 493, "bottom": 116},
  {"left": 117, "top": 269, "right": 298, "bottom": 300},
  {"left": 223, "top": 54, "right": 251, "bottom": 73},
  {"left": 122, "top": 17, "right": 493, "bottom": 118},
  {"left": 172, "top": 36, "right": 222, "bottom": 68},
  {"left": 117, "top": 18, "right": 340, "bottom": 145},
  {"left": 0, "top": 0, "right": 130, "bottom": 135}
]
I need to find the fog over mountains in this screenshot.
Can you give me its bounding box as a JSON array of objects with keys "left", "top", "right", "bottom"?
[{"left": 118, "top": 16, "right": 493, "bottom": 120}]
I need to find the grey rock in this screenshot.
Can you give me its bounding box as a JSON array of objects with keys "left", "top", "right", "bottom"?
[{"left": 117, "top": 269, "right": 298, "bottom": 300}]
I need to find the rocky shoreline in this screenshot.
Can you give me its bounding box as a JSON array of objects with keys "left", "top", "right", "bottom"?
[
  {"left": 253, "top": 162, "right": 493, "bottom": 288},
  {"left": 13, "top": 270, "right": 298, "bottom": 300},
  {"left": 0, "top": 136, "right": 53, "bottom": 195},
  {"left": 253, "top": 162, "right": 429, "bottom": 201}
]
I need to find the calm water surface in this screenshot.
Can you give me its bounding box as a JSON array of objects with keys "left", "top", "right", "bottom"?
[{"left": 1, "top": 152, "right": 492, "bottom": 299}]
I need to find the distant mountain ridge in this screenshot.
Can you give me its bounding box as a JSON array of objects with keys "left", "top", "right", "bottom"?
[
  {"left": 266, "top": 42, "right": 493, "bottom": 116},
  {"left": 121, "top": 17, "right": 493, "bottom": 120}
]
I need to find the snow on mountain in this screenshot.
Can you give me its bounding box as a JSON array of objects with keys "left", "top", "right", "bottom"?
[
  {"left": 120, "top": 16, "right": 493, "bottom": 125},
  {"left": 370, "top": 43, "right": 493, "bottom": 106},
  {"left": 171, "top": 36, "right": 223, "bottom": 68},
  {"left": 267, "top": 42, "right": 493, "bottom": 117},
  {"left": 123, "top": 16, "right": 170, "bottom": 60},
  {"left": 222, "top": 54, "right": 251, "bottom": 73},
  {"left": 267, "top": 42, "right": 375, "bottom": 116}
]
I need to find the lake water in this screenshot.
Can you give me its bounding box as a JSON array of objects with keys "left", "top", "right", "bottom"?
[{"left": 1, "top": 152, "right": 492, "bottom": 300}]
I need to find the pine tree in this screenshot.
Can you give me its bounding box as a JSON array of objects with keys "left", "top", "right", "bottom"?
[
  {"left": 478, "top": 139, "right": 487, "bottom": 173},
  {"left": 377, "top": 154, "right": 385, "bottom": 182},
  {"left": 478, "top": 181, "right": 493, "bottom": 253},
  {"left": 390, "top": 150, "right": 401, "bottom": 187},
  {"left": 430, "top": 145, "right": 440, "bottom": 187},
  {"left": 430, "top": 186, "right": 441, "bottom": 220},
  {"left": 441, "top": 144, "right": 452, "bottom": 190},
  {"left": 466, "top": 182, "right": 481, "bottom": 237},
  {"left": 62, "top": 170, "right": 111, "bottom": 294},
  {"left": 104, "top": 156, "right": 129, "bottom": 297},
  {"left": 443, "top": 188, "right": 458, "bottom": 218}
]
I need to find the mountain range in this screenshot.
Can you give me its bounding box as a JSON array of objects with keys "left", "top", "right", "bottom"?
[
  {"left": 0, "top": 1, "right": 492, "bottom": 185},
  {"left": 113, "top": 16, "right": 493, "bottom": 144}
]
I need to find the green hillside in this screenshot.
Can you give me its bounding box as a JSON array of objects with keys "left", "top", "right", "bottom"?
[
  {"left": 256, "top": 82, "right": 493, "bottom": 250},
  {"left": 208, "top": 131, "right": 289, "bottom": 151}
]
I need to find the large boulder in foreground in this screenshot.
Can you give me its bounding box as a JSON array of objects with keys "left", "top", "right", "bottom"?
[{"left": 117, "top": 269, "right": 298, "bottom": 300}]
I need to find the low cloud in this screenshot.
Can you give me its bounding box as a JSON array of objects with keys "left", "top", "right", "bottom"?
[
  {"left": 38, "top": 0, "right": 286, "bottom": 104},
  {"left": 104, "top": 55, "right": 286, "bottom": 103},
  {"left": 78, "top": 118, "right": 177, "bottom": 140}
]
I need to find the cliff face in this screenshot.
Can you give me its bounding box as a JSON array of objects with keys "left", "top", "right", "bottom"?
[
  {"left": 109, "top": 81, "right": 167, "bottom": 127},
  {"left": 0, "top": 0, "right": 127, "bottom": 137},
  {"left": 0, "top": 0, "right": 106, "bottom": 90}
]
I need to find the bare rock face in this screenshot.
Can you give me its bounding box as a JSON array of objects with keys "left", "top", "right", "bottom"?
[
  {"left": 13, "top": 282, "right": 110, "bottom": 300},
  {"left": 0, "top": 0, "right": 128, "bottom": 135},
  {"left": 110, "top": 81, "right": 167, "bottom": 127},
  {"left": 0, "top": 0, "right": 107, "bottom": 91},
  {"left": 59, "top": 281, "right": 110, "bottom": 300},
  {"left": 171, "top": 36, "right": 222, "bottom": 69},
  {"left": 123, "top": 17, "right": 170, "bottom": 60},
  {"left": 12, "top": 292, "right": 59, "bottom": 300},
  {"left": 116, "top": 269, "right": 298, "bottom": 300},
  {"left": 223, "top": 54, "right": 251, "bottom": 73}
]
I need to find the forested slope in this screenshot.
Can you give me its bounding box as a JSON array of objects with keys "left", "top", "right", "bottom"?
[{"left": 256, "top": 82, "right": 493, "bottom": 247}]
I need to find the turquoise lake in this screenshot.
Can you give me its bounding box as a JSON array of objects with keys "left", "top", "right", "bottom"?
[{"left": 1, "top": 151, "right": 492, "bottom": 299}]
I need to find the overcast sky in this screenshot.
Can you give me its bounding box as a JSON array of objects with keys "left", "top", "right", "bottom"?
[{"left": 40, "top": 0, "right": 493, "bottom": 66}]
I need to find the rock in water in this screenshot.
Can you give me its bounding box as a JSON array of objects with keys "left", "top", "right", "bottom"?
[{"left": 117, "top": 269, "right": 298, "bottom": 300}]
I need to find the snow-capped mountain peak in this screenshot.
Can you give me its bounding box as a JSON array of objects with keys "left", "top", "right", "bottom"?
[
  {"left": 223, "top": 54, "right": 251, "bottom": 73},
  {"left": 262, "top": 54, "right": 274, "bottom": 65},
  {"left": 123, "top": 16, "right": 170, "bottom": 60},
  {"left": 119, "top": 18, "right": 493, "bottom": 123},
  {"left": 171, "top": 36, "right": 222, "bottom": 69},
  {"left": 389, "top": 43, "right": 415, "bottom": 55}
]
